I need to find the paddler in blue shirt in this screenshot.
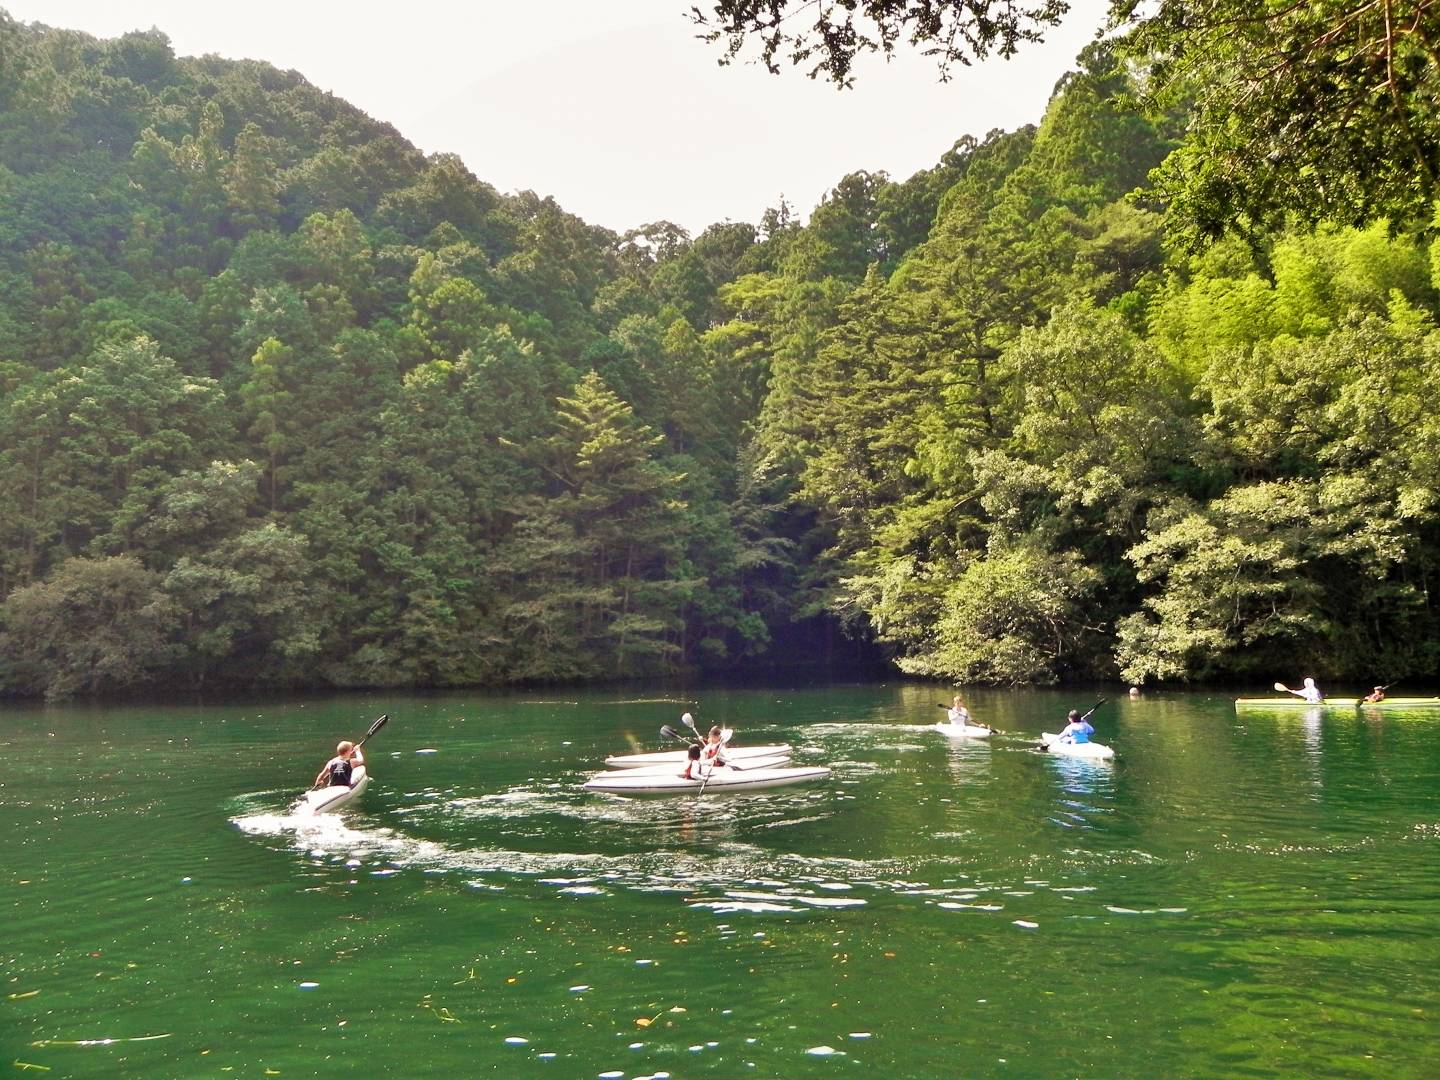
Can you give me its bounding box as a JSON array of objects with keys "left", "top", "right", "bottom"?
[{"left": 1056, "top": 709, "right": 1093, "bottom": 744}]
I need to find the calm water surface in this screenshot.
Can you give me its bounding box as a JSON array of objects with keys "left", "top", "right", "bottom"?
[{"left": 4, "top": 684, "right": 1439, "bottom": 1078}]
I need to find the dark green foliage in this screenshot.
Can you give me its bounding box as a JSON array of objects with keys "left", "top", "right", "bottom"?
[{"left": 3, "top": 10, "right": 1439, "bottom": 696}]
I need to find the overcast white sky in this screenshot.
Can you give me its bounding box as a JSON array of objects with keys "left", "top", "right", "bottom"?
[{"left": 7, "top": 0, "right": 1112, "bottom": 234}]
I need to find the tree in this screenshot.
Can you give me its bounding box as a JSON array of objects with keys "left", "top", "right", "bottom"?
[
  {"left": 1123, "top": 0, "right": 1440, "bottom": 241},
  {"left": 0, "top": 555, "right": 178, "bottom": 699},
  {"left": 535, "top": 371, "right": 693, "bottom": 675},
  {"left": 163, "top": 523, "right": 321, "bottom": 687}
]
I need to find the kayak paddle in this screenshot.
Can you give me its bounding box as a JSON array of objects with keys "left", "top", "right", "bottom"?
[
  {"left": 357, "top": 713, "right": 389, "bottom": 748},
  {"left": 698, "top": 759, "right": 714, "bottom": 797},
  {"left": 660, "top": 724, "right": 697, "bottom": 744}
]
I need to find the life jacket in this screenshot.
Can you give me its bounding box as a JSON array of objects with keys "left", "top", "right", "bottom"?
[{"left": 327, "top": 757, "right": 353, "bottom": 787}]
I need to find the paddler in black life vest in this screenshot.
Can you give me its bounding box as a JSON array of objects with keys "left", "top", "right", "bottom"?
[{"left": 314, "top": 740, "right": 364, "bottom": 789}]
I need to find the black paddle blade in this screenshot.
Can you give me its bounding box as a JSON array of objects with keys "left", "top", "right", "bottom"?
[
  {"left": 660, "top": 725, "right": 684, "bottom": 741},
  {"left": 365, "top": 714, "right": 389, "bottom": 738}
]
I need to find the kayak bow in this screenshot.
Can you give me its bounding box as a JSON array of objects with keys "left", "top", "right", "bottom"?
[{"left": 302, "top": 766, "right": 369, "bottom": 814}]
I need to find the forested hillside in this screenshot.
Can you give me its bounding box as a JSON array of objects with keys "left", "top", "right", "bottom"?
[{"left": 2, "top": 10, "right": 1438, "bottom": 699}]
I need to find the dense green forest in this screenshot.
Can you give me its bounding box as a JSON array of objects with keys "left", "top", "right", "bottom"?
[{"left": 1, "top": 8, "right": 1438, "bottom": 699}]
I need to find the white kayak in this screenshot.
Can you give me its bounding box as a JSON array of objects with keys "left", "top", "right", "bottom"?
[
  {"left": 302, "top": 766, "right": 369, "bottom": 814},
  {"left": 603, "top": 742, "right": 792, "bottom": 769},
  {"left": 584, "top": 764, "right": 830, "bottom": 794},
  {"left": 1040, "top": 734, "right": 1115, "bottom": 761},
  {"left": 934, "top": 722, "right": 993, "bottom": 739},
  {"left": 602, "top": 753, "right": 793, "bottom": 778}
]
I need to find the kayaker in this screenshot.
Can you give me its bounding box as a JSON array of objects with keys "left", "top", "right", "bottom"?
[
  {"left": 1287, "top": 677, "right": 1324, "bottom": 704},
  {"left": 679, "top": 743, "right": 702, "bottom": 780},
  {"left": 314, "top": 740, "right": 365, "bottom": 789},
  {"left": 1128, "top": 686, "right": 1141, "bottom": 699},
  {"left": 947, "top": 695, "right": 972, "bottom": 725},
  {"left": 1056, "top": 709, "right": 1093, "bottom": 744},
  {"left": 1363, "top": 685, "right": 1386, "bottom": 703},
  {"left": 699, "top": 725, "right": 728, "bottom": 770}
]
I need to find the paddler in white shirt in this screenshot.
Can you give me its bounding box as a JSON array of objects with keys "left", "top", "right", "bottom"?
[{"left": 698, "top": 725, "right": 728, "bottom": 772}]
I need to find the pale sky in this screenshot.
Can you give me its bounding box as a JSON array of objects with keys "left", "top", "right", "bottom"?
[{"left": 6, "top": 0, "right": 1112, "bottom": 234}]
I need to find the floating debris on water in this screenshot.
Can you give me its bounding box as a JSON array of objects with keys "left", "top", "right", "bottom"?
[
  {"left": 29, "top": 1033, "right": 173, "bottom": 1047},
  {"left": 806, "top": 1045, "right": 844, "bottom": 1056}
]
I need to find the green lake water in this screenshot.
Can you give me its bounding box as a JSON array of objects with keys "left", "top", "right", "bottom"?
[{"left": 4, "top": 684, "right": 1439, "bottom": 1078}]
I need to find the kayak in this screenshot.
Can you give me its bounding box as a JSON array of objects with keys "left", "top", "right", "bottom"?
[
  {"left": 1235, "top": 696, "right": 1440, "bottom": 710},
  {"left": 603, "top": 743, "right": 792, "bottom": 769},
  {"left": 302, "top": 766, "right": 369, "bottom": 814},
  {"left": 584, "top": 764, "right": 830, "bottom": 795},
  {"left": 934, "top": 722, "right": 993, "bottom": 739},
  {"left": 1234, "top": 697, "right": 1359, "bottom": 709},
  {"left": 600, "top": 753, "right": 793, "bottom": 778},
  {"left": 1040, "top": 734, "right": 1115, "bottom": 761}
]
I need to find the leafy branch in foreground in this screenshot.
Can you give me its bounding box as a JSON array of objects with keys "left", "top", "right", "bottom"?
[
  {"left": 1120, "top": 0, "right": 1440, "bottom": 241},
  {"left": 691, "top": 0, "right": 1073, "bottom": 84}
]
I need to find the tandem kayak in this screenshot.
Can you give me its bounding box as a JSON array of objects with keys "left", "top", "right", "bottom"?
[
  {"left": 603, "top": 743, "right": 792, "bottom": 769},
  {"left": 1235, "top": 696, "right": 1440, "bottom": 710},
  {"left": 598, "top": 753, "right": 793, "bottom": 778},
  {"left": 934, "top": 722, "right": 993, "bottom": 739},
  {"left": 302, "top": 766, "right": 369, "bottom": 814},
  {"left": 584, "top": 764, "right": 830, "bottom": 795},
  {"left": 1039, "top": 734, "right": 1115, "bottom": 761},
  {"left": 1234, "top": 697, "right": 1359, "bottom": 709}
]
